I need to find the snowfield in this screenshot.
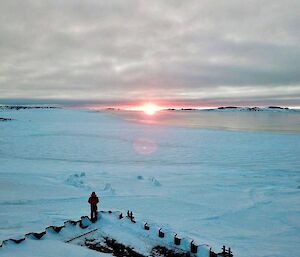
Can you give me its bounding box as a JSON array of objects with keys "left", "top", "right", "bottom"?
[{"left": 0, "top": 108, "right": 299, "bottom": 257}]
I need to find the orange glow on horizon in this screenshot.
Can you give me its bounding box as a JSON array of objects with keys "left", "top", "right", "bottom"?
[
  {"left": 81, "top": 100, "right": 216, "bottom": 111},
  {"left": 139, "top": 103, "right": 162, "bottom": 115}
]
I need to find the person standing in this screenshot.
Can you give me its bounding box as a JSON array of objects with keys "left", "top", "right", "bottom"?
[{"left": 88, "top": 192, "right": 99, "bottom": 222}]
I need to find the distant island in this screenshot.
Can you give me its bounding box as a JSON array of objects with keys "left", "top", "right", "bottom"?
[
  {"left": 0, "top": 105, "right": 59, "bottom": 121},
  {"left": 218, "top": 106, "right": 289, "bottom": 110},
  {"left": 165, "top": 106, "right": 297, "bottom": 112},
  {"left": 0, "top": 105, "right": 59, "bottom": 110},
  {"left": 0, "top": 117, "right": 13, "bottom": 121},
  {"left": 205, "top": 106, "right": 296, "bottom": 112}
]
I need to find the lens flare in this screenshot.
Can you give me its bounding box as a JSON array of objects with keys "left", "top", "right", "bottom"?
[{"left": 133, "top": 138, "right": 157, "bottom": 155}]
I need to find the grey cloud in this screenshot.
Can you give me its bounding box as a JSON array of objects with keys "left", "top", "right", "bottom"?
[{"left": 0, "top": 0, "right": 300, "bottom": 106}]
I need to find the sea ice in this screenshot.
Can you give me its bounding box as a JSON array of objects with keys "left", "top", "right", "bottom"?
[{"left": 0, "top": 108, "right": 299, "bottom": 257}]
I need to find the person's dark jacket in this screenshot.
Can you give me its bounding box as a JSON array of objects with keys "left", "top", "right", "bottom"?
[{"left": 88, "top": 192, "right": 99, "bottom": 207}]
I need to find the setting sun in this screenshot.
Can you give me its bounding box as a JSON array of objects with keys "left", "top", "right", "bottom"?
[{"left": 140, "top": 103, "right": 161, "bottom": 115}]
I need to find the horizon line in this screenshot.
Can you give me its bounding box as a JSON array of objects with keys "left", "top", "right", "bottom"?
[{"left": 0, "top": 98, "right": 299, "bottom": 109}]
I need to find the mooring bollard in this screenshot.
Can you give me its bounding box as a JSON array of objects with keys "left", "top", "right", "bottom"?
[
  {"left": 227, "top": 247, "right": 233, "bottom": 257},
  {"left": 218, "top": 245, "right": 233, "bottom": 257},
  {"left": 144, "top": 223, "right": 150, "bottom": 230},
  {"left": 174, "top": 234, "right": 181, "bottom": 245},
  {"left": 190, "top": 240, "right": 198, "bottom": 253},
  {"left": 209, "top": 247, "right": 217, "bottom": 257},
  {"left": 127, "top": 210, "right": 133, "bottom": 219},
  {"left": 158, "top": 228, "right": 165, "bottom": 238},
  {"left": 126, "top": 211, "right": 135, "bottom": 223}
]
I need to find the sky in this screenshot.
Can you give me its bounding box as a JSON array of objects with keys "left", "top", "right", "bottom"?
[{"left": 0, "top": 0, "right": 300, "bottom": 107}]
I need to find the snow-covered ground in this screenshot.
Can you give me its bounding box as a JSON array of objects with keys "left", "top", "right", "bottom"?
[{"left": 0, "top": 108, "right": 299, "bottom": 257}]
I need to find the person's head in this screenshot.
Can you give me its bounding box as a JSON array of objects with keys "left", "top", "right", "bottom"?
[{"left": 91, "top": 191, "right": 96, "bottom": 196}]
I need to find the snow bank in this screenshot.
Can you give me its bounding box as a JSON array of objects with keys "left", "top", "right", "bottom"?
[
  {"left": 65, "top": 172, "right": 90, "bottom": 189},
  {"left": 136, "top": 175, "right": 162, "bottom": 187},
  {"left": 101, "top": 183, "right": 116, "bottom": 196}
]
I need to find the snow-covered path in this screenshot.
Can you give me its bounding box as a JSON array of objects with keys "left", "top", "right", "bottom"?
[{"left": 0, "top": 108, "right": 299, "bottom": 257}]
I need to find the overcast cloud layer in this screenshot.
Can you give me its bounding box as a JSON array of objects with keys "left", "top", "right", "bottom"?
[{"left": 0, "top": 0, "right": 300, "bottom": 106}]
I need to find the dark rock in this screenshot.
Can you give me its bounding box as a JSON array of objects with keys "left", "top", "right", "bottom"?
[
  {"left": 84, "top": 237, "right": 147, "bottom": 257},
  {"left": 151, "top": 246, "right": 191, "bottom": 257}
]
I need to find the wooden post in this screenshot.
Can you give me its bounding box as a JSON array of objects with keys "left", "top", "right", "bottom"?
[
  {"left": 209, "top": 247, "right": 216, "bottom": 257},
  {"left": 228, "top": 247, "right": 232, "bottom": 256},
  {"left": 174, "top": 234, "right": 181, "bottom": 245},
  {"left": 158, "top": 228, "right": 165, "bottom": 238},
  {"left": 144, "top": 223, "right": 150, "bottom": 230},
  {"left": 191, "top": 240, "right": 198, "bottom": 253}
]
